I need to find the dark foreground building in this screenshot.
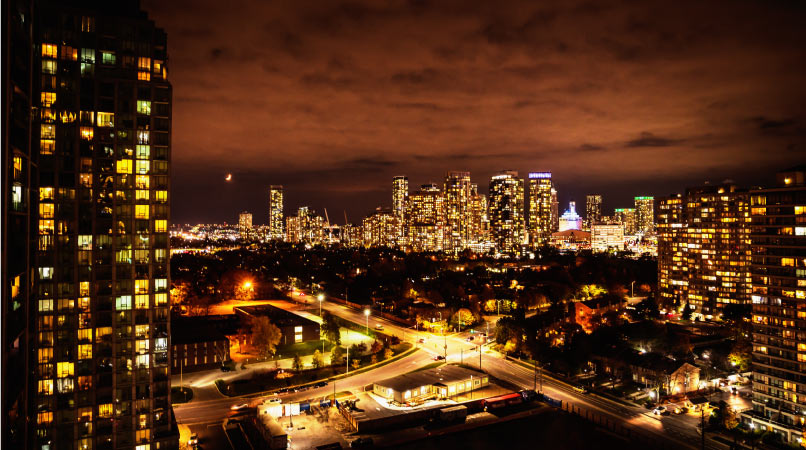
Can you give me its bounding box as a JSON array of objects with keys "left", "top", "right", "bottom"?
[
  {"left": 2, "top": 1, "right": 177, "bottom": 448},
  {"left": 234, "top": 305, "right": 320, "bottom": 345}
]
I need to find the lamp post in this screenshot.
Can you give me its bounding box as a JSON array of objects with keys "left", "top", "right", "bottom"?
[
  {"left": 318, "top": 294, "right": 325, "bottom": 355},
  {"left": 364, "top": 309, "right": 370, "bottom": 335}
]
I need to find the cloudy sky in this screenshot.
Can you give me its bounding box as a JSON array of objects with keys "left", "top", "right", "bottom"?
[{"left": 141, "top": 0, "right": 805, "bottom": 224}]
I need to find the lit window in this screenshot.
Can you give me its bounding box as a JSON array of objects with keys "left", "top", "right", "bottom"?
[
  {"left": 137, "top": 130, "right": 149, "bottom": 144},
  {"left": 37, "top": 411, "right": 53, "bottom": 425},
  {"left": 78, "top": 344, "right": 92, "bottom": 359},
  {"left": 135, "top": 160, "right": 150, "bottom": 174},
  {"left": 38, "top": 348, "right": 53, "bottom": 363},
  {"left": 155, "top": 190, "right": 168, "bottom": 202},
  {"left": 136, "top": 354, "right": 150, "bottom": 368},
  {"left": 78, "top": 235, "right": 92, "bottom": 250},
  {"left": 116, "top": 296, "right": 131, "bottom": 310},
  {"left": 117, "top": 160, "right": 133, "bottom": 174},
  {"left": 101, "top": 51, "right": 116, "bottom": 65},
  {"left": 80, "top": 127, "right": 94, "bottom": 140},
  {"left": 39, "top": 219, "right": 54, "bottom": 234},
  {"left": 135, "top": 279, "right": 149, "bottom": 294},
  {"left": 97, "top": 112, "right": 114, "bottom": 127},
  {"left": 135, "top": 205, "right": 150, "bottom": 219},
  {"left": 295, "top": 334, "right": 303, "bottom": 343},
  {"left": 782, "top": 258, "right": 795, "bottom": 267},
  {"left": 99, "top": 404, "right": 113, "bottom": 418},
  {"left": 154, "top": 293, "right": 167, "bottom": 305},
  {"left": 136, "top": 145, "right": 150, "bottom": 158},
  {"left": 42, "top": 60, "right": 57, "bottom": 74},
  {"left": 136, "top": 339, "right": 150, "bottom": 354},
  {"left": 138, "top": 71, "right": 151, "bottom": 81},
  {"left": 57, "top": 361, "right": 74, "bottom": 377},
  {"left": 39, "top": 203, "right": 54, "bottom": 218},
  {"left": 38, "top": 267, "right": 53, "bottom": 279},
  {"left": 154, "top": 220, "right": 167, "bottom": 232},
  {"left": 41, "top": 124, "right": 55, "bottom": 139},
  {"left": 38, "top": 379, "right": 54, "bottom": 395},
  {"left": 116, "top": 249, "right": 131, "bottom": 264},
  {"left": 155, "top": 279, "right": 167, "bottom": 292},
  {"left": 135, "top": 294, "right": 148, "bottom": 309},
  {"left": 137, "top": 101, "right": 151, "bottom": 115},
  {"left": 42, "top": 44, "right": 57, "bottom": 58},
  {"left": 80, "top": 48, "right": 95, "bottom": 63},
  {"left": 38, "top": 299, "right": 53, "bottom": 312},
  {"left": 136, "top": 190, "right": 150, "bottom": 201},
  {"left": 61, "top": 46, "right": 77, "bottom": 61},
  {"left": 40, "top": 139, "right": 55, "bottom": 154},
  {"left": 135, "top": 175, "right": 150, "bottom": 189},
  {"left": 796, "top": 227, "right": 806, "bottom": 236}
]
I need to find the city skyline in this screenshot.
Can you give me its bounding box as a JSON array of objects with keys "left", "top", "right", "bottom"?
[{"left": 140, "top": 0, "right": 806, "bottom": 224}]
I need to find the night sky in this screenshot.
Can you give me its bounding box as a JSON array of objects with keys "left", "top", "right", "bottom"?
[{"left": 141, "top": 0, "right": 806, "bottom": 225}]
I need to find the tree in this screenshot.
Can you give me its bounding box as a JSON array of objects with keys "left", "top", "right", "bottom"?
[
  {"left": 250, "top": 317, "right": 282, "bottom": 358},
  {"left": 681, "top": 302, "right": 692, "bottom": 321},
  {"left": 371, "top": 354, "right": 378, "bottom": 364},
  {"left": 384, "top": 347, "right": 393, "bottom": 360},
  {"left": 321, "top": 311, "right": 341, "bottom": 345},
  {"left": 451, "top": 308, "right": 475, "bottom": 329},
  {"left": 370, "top": 340, "right": 383, "bottom": 354},
  {"left": 292, "top": 353, "right": 302, "bottom": 371},
  {"left": 351, "top": 358, "right": 360, "bottom": 370},
  {"left": 312, "top": 350, "right": 323, "bottom": 369},
  {"left": 633, "top": 297, "right": 659, "bottom": 321},
  {"left": 331, "top": 346, "right": 344, "bottom": 365}
]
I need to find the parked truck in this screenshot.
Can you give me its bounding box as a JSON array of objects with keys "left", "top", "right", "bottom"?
[{"left": 436, "top": 405, "right": 468, "bottom": 423}]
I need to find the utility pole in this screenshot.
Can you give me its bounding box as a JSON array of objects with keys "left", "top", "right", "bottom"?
[
  {"left": 539, "top": 365, "right": 543, "bottom": 394},
  {"left": 700, "top": 407, "right": 705, "bottom": 450},
  {"left": 346, "top": 347, "right": 349, "bottom": 374},
  {"left": 479, "top": 344, "right": 482, "bottom": 371},
  {"left": 461, "top": 348, "right": 463, "bottom": 364},
  {"left": 533, "top": 361, "right": 537, "bottom": 391}
]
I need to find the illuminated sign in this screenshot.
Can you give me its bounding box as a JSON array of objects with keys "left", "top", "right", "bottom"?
[
  {"left": 634, "top": 196, "right": 654, "bottom": 200},
  {"left": 528, "top": 172, "right": 551, "bottom": 179}
]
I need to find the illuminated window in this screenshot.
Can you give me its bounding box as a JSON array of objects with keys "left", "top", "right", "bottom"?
[
  {"left": 80, "top": 111, "right": 95, "bottom": 123},
  {"left": 95, "top": 327, "right": 112, "bottom": 342},
  {"left": 97, "top": 112, "right": 114, "bottom": 127},
  {"left": 782, "top": 258, "right": 795, "bottom": 267},
  {"left": 155, "top": 279, "right": 167, "bottom": 292},
  {"left": 295, "top": 333, "right": 303, "bottom": 343},
  {"left": 137, "top": 101, "right": 151, "bottom": 115},
  {"left": 80, "top": 48, "right": 95, "bottom": 63},
  {"left": 154, "top": 220, "right": 167, "bottom": 232},
  {"left": 99, "top": 404, "right": 113, "bottom": 418},
  {"left": 61, "top": 46, "right": 77, "bottom": 60},
  {"left": 136, "top": 339, "right": 149, "bottom": 354},
  {"left": 78, "top": 235, "right": 92, "bottom": 250},
  {"left": 39, "top": 203, "right": 54, "bottom": 218},
  {"left": 38, "top": 299, "right": 53, "bottom": 312},
  {"left": 116, "top": 295, "right": 131, "bottom": 310},
  {"left": 155, "top": 190, "right": 168, "bottom": 202},
  {"left": 138, "top": 71, "right": 151, "bottom": 81},
  {"left": 38, "top": 348, "right": 53, "bottom": 363},
  {"left": 57, "top": 361, "right": 74, "bottom": 377},
  {"left": 116, "top": 249, "right": 131, "bottom": 264},
  {"left": 40, "top": 92, "right": 56, "bottom": 107},
  {"left": 117, "top": 159, "right": 133, "bottom": 174},
  {"left": 154, "top": 293, "right": 167, "bottom": 306},
  {"left": 135, "top": 175, "right": 150, "bottom": 189},
  {"left": 135, "top": 294, "right": 148, "bottom": 309},
  {"left": 39, "top": 219, "right": 54, "bottom": 234},
  {"left": 41, "top": 124, "right": 55, "bottom": 139},
  {"left": 80, "top": 127, "right": 94, "bottom": 140},
  {"left": 77, "top": 328, "right": 92, "bottom": 342},
  {"left": 136, "top": 190, "right": 150, "bottom": 201},
  {"left": 42, "top": 44, "right": 57, "bottom": 58},
  {"left": 136, "top": 325, "right": 150, "bottom": 338},
  {"left": 136, "top": 145, "right": 150, "bottom": 158},
  {"left": 796, "top": 227, "right": 806, "bottom": 236},
  {"left": 135, "top": 205, "right": 150, "bottom": 219},
  {"left": 135, "top": 279, "right": 149, "bottom": 294},
  {"left": 38, "top": 379, "right": 54, "bottom": 395},
  {"left": 78, "top": 344, "right": 92, "bottom": 359},
  {"left": 79, "top": 173, "right": 92, "bottom": 187},
  {"left": 38, "top": 267, "right": 53, "bottom": 279},
  {"left": 101, "top": 51, "right": 116, "bottom": 65},
  {"left": 136, "top": 354, "right": 150, "bottom": 368},
  {"left": 42, "top": 60, "right": 57, "bottom": 74},
  {"left": 135, "top": 160, "right": 150, "bottom": 174},
  {"left": 37, "top": 412, "right": 53, "bottom": 425},
  {"left": 137, "top": 130, "right": 149, "bottom": 144}
]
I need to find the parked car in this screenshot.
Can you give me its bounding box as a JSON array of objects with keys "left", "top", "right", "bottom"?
[
  {"left": 652, "top": 406, "right": 667, "bottom": 415},
  {"left": 375, "top": 324, "right": 384, "bottom": 331},
  {"left": 466, "top": 336, "right": 474, "bottom": 341},
  {"left": 188, "top": 433, "right": 198, "bottom": 446},
  {"left": 417, "top": 338, "right": 425, "bottom": 344},
  {"left": 433, "top": 355, "right": 445, "bottom": 361},
  {"left": 350, "top": 437, "right": 374, "bottom": 448},
  {"left": 673, "top": 406, "right": 688, "bottom": 415},
  {"left": 314, "top": 381, "right": 328, "bottom": 388}
]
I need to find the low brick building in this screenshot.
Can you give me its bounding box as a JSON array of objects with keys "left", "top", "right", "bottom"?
[
  {"left": 172, "top": 317, "right": 231, "bottom": 372},
  {"left": 234, "top": 304, "right": 320, "bottom": 345}
]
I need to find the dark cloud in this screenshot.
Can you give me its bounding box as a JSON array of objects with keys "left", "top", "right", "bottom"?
[{"left": 140, "top": 0, "right": 806, "bottom": 224}]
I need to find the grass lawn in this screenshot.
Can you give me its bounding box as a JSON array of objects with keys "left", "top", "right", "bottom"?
[
  {"left": 171, "top": 387, "right": 193, "bottom": 404},
  {"left": 274, "top": 339, "right": 333, "bottom": 360}
]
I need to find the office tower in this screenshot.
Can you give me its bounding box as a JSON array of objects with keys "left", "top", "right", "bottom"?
[
  {"left": 744, "top": 167, "right": 806, "bottom": 444},
  {"left": 559, "top": 201, "right": 583, "bottom": 231},
  {"left": 550, "top": 187, "right": 559, "bottom": 233},
  {"left": 268, "top": 185, "right": 283, "bottom": 239},
  {"left": 527, "top": 172, "right": 553, "bottom": 247},
  {"left": 614, "top": 208, "right": 636, "bottom": 235},
  {"left": 488, "top": 171, "right": 525, "bottom": 255},
  {"left": 362, "top": 207, "right": 398, "bottom": 248},
  {"left": 27, "top": 2, "right": 178, "bottom": 449},
  {"left": 3, "top": 0, "right": 34, "bottom": 447},
  {"left": 392, "top": 176, "right": 408, "bottom": 220},
  {"left": 239, "top": 211, "right": 253, "bottom": 240},
  {"left": 406, "top": 183, "right": 444, "bottom": 252},
  {"left": 590, "top": 222, "right": 624, "bottom": 252},
  {"left": 657, "top": 184, "right": 751, "bottom": 318},
  {"left": 634, "top": 196, "right": 655, "bottom": 235},
  {"left": 468, "top": 183, "right": 489, "bottom": 245},
  {"left": 585, "top": 195, "right": 602, "bottom": 231},
  {"left": 443, "top": 171, "right": 472, "bottom": 253}
]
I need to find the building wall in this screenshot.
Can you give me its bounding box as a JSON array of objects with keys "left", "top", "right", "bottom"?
[
  {"left": 489, "top": 171, "right": 525, "bottom": 255},
  {"left": 172, "top": 339, "right": 229, "bottom": 373}
]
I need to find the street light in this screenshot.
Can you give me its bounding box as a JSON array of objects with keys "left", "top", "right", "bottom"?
[
  {"left": 317, "top": 294, "right": 324, "bottom": 316},
  {"left": 364, "top": 309, "right": 370, "bottom": 335}
]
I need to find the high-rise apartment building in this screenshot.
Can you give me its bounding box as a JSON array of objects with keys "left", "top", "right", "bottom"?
[
  {"left": 614, "top": 208, "right": 636, "bottom": 235},
  {"left": 489, "top": 171, "right": 524, "bottom": 255},
  {"left": 527, "top": 172, "right": 553, "bottom": 247},
  {"left": 23, "top": 2, "right": 178, "bottom": 449},
  {"left": 239, "top": 211, "right": 253, "bottom": 240},
  {"left": 3, "top": 0, "right": 35, "bottom": 446},
  {"left": 443, "top": 171, "right": 471, "bottom": 253},
  {"left": 363, "top": 207, "right": 398, "bottom": 248},
  {"left": 590, "top": 222, "right": 624, "bottom": 252},
  {"left": 268, "top": 185, "right": 283, "bottom": 239},
  {"left": 657, "top": 184, "right": 751, "bottom": 318},
  {"left": 392, "top": 176, "right": 408, "bottom": 220},
  {"left": 744, "top": 167, "right": 806, "bottom": 444},
  {"left": 468, "top": 183, "right": 489, "bottom": 245},
  {"left": 634, "top": 196, "right": 655, "bottom": 235},
  {"left": 406, "top": 183, "right": 444, "bottom": 252},
  {"left": 585, "top": 194, "right": 602, "bottom": 231},
  {"left": 285, "top": 206, "right": 324, "bottom": 245},
  {"left": 550, "top": 187, "right": 559, "bottom": 233}
]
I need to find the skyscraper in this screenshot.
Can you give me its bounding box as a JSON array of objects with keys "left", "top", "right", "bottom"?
[
  {"left": 550, "top": 187, "right": 559, "bottom": 233},
  {"left": 443, "top": 171, "right": 471, "bottom": 253},
  {"left": 527, "top": 172, "right": 553, "bottom": 247},
  {"left": 3, "top": 0, "right": 34, "bottom": 446},
  {"left": 634, "top": 196, "right": 655, "bottom": 235},
  {"left": 268, "top": 185, "right": 283, "bottom": 239},
  {"left": 363, "top": 207, "right": 398, "bottom": 248},
  {"left": 406, "top": 183, "right": 444, "bottom": 252},
  {"left": 657, "top": 184, "right": 751, "bottom": 318},
  {"left": 744, "top": 167, "right": 806, "bottom": 444},
  {"left": 286, "top": 206, "right": 324, "bottom": 245},
  {"left": 559, "top": 201, "right": 583, "bottom": 231},
  {"left": 392, "top": 176, "right": 408, "bottom": 220},
  {"left": 25, "top": 2, "right": 178, "bottom": 448},
  {"left": 489, "top": 170, "right": 525, "bottom": 255},
  {"left": 585, "top": 194, "right": 602, "bottom": 231},
  {"left": 613, "top": 208, "right": 636, "bottom": 235},
  {"left": 239, "top": 211, "right": 253, "bottom": 240},
  {"left": 468, "top": 183, "right": 489, "bottom": 246}
]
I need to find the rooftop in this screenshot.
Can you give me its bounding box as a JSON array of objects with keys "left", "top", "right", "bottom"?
[
  {"left": 374, "top": 365, "right": 485, "bottom": 392},
  {"left": 234, "top": 304, "right": 320, "bottom": 329}
]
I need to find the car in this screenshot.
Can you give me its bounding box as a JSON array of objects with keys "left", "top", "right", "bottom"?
[
  {"left": 350, "top": 437, "right": 374, "bottom": 448},
  {"left": 433, "top": 355, "right": 445, "bottom": 361},
  {"left": 230, "top": 403, "right": 249, "bottom": 411},
  {"left": 572, "top": 385, "right": 589, "bottom": 394},
  {"left": 466, "top": 336, "right": 474, "bottom": 341},
  {"left": 673, "top": 406, "right": 688, "bottom": 415},
  {"left": 265, "top": 398, "right": 281, "bottom": 404},
  {"left": 417, "top": 338, "right": 425, "bottom": 344},
  {"left": 374, "top": 324, "right": 384, "bottom": 331},
  {"left": 652, "top": 406, "right": 667, "bottom": 415},
  {"left": 188, "top": 433, "right": 198, "bottom": 446},
  {"left": 277, "top": 387, "right": 289, "bottom": 394},
  {"left": 314, "top": 381, "right": 328, "bottom": 388}
]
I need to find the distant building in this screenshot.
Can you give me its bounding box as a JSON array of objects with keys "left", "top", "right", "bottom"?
[
  {"left": 744, "top": 166, "right": 806, "bottom": 444},
  {"left": 392, "top": 176, "right": 408, "bottom": 242},
  {"left": 285, "top": 206, "right": 325, "bottom": 245},
  {"left": 550, "top": 187, "right": 559, "bottom": 233},
  {"left": 444, "top": 171, "right": 472, "bottom": 253},
  {"left": 527, "top": 172, "right": 554, "bottom": 247},
  {"left": 269, "top": 185, "right": 284, "bottom": 239},
  {"left": 585, "top": 195, "right": 602, "bottom": 231},
  {"left": 657, "top": 184, "right": 750, "bottom": 318},
  {"left": 592, "top": 350, "right": 700, "bottom": 394},
  {"left": 549, "top": 229, "right": 591, "bottom": 252},
  {"left": 591, "top": 222, "right": 624, "bottom": 252},
  {"left": 172, "top": 317, "right": 230, "bottom": 372},
  {"left": 614, "top": 208, "right": 637, "bottom": 235},
  {"left": 574, "top": 296, "right": 625, "bottom": 333},
  {"left": 340, "top": 223, "right": 363, "bottom": 247},
  {"left": 407, "top": 183, "right": 444, "bottom": 252},
  {"left": 469, "top": 183, "right": 490, "bottom": 246},
  {"left": 489, "top": 171, "right": 525, "bottom": 255},
  {"left": 372, "top": 365, "right": 488, "bottom": 404},
  {"left": 634, "top": 196, "right": 655, "bottom": 235},
  {"left": 363, "top": 207, "right": 400, "bottom": 248},
  {"left": 239, "top": 211, "right": 253, "bottom": 240},
  {"left": 234, "top": 305, "right": 320, "bottom": 345},
  {"left": 559, "top": 201, "right": 582, "bottom": 231}
]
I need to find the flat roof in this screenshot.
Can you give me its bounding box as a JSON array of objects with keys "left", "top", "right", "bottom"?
[
  {"left": 234, "top": 304, "right": 320, "bottom": 329},
  {"left": 374, "top": 365, "right": 485, "bottom": 393}
]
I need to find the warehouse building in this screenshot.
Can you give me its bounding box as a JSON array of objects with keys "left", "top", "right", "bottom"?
[
  {"left": 373, "top": 365, "right": 488, "bottom": 404},
  {"left": 234, "top": 304, "right": 320, "bottom": 345}
]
